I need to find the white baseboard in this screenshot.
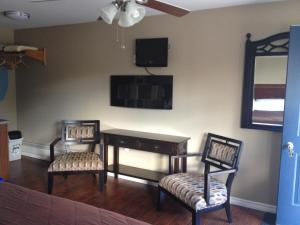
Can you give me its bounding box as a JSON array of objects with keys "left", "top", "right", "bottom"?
[
  {"left": 230, "top": 196, "right": 276, "bottom": 214},
  {"left": 22, "top": 141, "right": 63, "bottom": 160},
  {"left": 22, "top": 143, "right": 276, "bottom": 214}
]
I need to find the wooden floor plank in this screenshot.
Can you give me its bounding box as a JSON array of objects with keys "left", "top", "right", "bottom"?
[{"left": 8, "top": 156, "right": 264, "bottom": 225}]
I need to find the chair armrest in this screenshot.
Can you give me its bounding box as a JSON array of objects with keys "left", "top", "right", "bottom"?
[
  {"left": 171, "top": 153, "right": 202, "bottom": 160},
  {"left": 207, "top": 169, "right": 236, "bottom": 177},
  {"left": 50, "top": 137, "right": 61, "bottom": 163},
  {"left": 170, "top": 153, "right": 202, "bottom": 174}
]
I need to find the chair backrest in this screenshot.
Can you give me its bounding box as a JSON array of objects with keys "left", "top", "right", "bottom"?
[
  {"left": 202, "top": 133, "right": 243, "bottom": 171},
  {"left": 61, "top": 120, "right": 100, "bottom": 145}
]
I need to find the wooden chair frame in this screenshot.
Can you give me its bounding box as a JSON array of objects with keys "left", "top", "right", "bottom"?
[
  {"left": 157, "top": 133, "right": 243, "bottom": 225},
  {"left": 48, "top": 120, "right": 105, "bottom": 194}
]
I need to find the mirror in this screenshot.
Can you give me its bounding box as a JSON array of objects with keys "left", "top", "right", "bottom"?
[
  {"left": 241, "top": 32, "right": 289, "bottom": 132},
  {"left": 253, "top": 56, "right": 287, "bottom": 126}
]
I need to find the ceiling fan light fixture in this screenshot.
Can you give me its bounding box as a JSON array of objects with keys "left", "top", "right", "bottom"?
[
  {"left": 118, "top": 10, "right": 133, "bottom": 27},
  {"left": 3, "top": 11, "right": 30, "bottom": 21},
  {"left": 127, "top": 1, "right": 145, "bottom": 20},
  {"left": 135, "top": 0, "right": 148, "bottom": 4},
  {"left": 118, "top": 1, "right": 145, "bottom": 27},
  {"left": 99, "top": 3, "right": 119, "bottom": 24}
]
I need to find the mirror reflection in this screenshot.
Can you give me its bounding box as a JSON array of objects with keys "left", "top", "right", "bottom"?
[{"left": 252, "top": 56, "right": 287, "bottom": 126}]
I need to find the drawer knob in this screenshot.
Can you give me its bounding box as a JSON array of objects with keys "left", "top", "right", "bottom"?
[
  {"left": 120, "top": 140, "right": 125, "bottom": 144},
  {"left": 154, "top": 145, "right": 159, "bottom": 149}
]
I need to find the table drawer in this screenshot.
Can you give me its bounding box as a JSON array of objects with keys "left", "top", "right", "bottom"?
[
  {"left": 139, "top": 139, "right": 175, "bottom": 155},
  {"left": 104, "top": 134, "right": 180, "bottom": 155},
  {"left": 107, "top": 135, "right": 140, "bottom": 149}
]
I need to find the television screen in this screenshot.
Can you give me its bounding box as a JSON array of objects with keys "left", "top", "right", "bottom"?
[
  {"left": 135, "top": 38, "right": 168, "bottom": 67},
  {"left": 111, "top": 75, "right": 173, "bottom": 109}
]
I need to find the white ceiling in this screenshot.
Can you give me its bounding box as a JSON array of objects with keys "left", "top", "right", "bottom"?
[{"left": 0, "top": 0, "right": 286, "bottom": 29}]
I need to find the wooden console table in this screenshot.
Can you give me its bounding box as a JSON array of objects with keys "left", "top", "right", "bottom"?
[
  {"left": 0, "top": 120, "right": 9, "bottom": 180},
  {"left": 102, "top": 129, "right": 190, "bottom": 182}
]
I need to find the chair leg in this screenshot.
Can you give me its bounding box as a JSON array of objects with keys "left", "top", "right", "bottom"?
[
  {"left": 48, "top": 173, "right": 53, "bottom": 194},
  {"left": 99, "top": 171, "right": 104, "bottom": 192},
  {"left": 104, "top": 171, "right": 107, "bottom": 184},
  {"left": 192, "top": 211, "right": 201, "bottom": 225},
  {"left": 225, "top": 202, "right": 232, "bottom": 223},
  {"left": 157, "top": 187, "right": 164, "bottom": 211}
]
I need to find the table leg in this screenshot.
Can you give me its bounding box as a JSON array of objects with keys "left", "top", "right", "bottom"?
[
  {"left": 174, "top": 158, "right": 179, "bottom": 173},
  {"left": 168, "top": 156, "right": 172, "bottom": 174},
  {"left": 181, "top": 142, "right": 188, "bottom": 172},
  {"left": 182, "top": 158, "right": 187, "bottom": 173},
  {"left": 113, "top": 146, "right": 119, "bottom": 179},
  {"left": 104, "top": 142, "right": 108, "bottom": 183},
  {"left": 169, "top": 155, "right": 180, "bottom": 174}
]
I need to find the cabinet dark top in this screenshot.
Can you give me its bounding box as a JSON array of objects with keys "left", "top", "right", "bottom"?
[{"left": 102, "top": 129, "right": 190, "bottom": 143}]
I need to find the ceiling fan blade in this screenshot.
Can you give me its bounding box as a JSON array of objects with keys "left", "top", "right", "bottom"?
[{"left": 137, "top": 0, "right": 190, "bottom": 17}]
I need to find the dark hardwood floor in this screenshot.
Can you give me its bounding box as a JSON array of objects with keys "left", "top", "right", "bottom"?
[{"left": 8, "top": 156, "right": 265, "bottom": 225}]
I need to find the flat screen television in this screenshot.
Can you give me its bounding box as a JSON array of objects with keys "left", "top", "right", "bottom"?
[
  {"left": 135, "top": 38, "right": 168, "bottom": 67},
  {"left": 111, "top": 75, "right": 173, "bottom": 109}
]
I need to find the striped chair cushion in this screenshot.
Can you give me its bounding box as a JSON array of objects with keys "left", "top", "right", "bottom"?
[
  {"left": 159, "top": 173, "right": 227, "bottom": 211},
  {"left": 48, "top": 152, "right": 103, "bottom": 172}
]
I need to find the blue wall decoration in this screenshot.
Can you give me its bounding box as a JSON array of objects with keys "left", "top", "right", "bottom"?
[{"left": 0, "top": 68, "right": 8, "bottom": 101}]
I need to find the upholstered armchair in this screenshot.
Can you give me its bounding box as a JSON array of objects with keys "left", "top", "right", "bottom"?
[
  {"left": 157, "top": 133, "right": 243, "bottom": 225},
  {"left": 47, "top": 120, "right": 105, "bottom": 194}
]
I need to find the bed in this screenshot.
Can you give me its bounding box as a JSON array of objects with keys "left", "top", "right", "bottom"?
[{"left": 0, "top": 182, "right": 150, "bottom": 225}]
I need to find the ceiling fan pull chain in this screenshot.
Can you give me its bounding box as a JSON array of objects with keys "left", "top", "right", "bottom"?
[
  {"left": 121, "top": 28, "right": 126, "bottom": 49},
  {"left": 115, "top": 22, "right": 119, "bottom": 43}
]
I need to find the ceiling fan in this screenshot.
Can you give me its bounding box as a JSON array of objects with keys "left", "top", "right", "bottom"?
[
  {"left": 30, "top": 0, "right": 190, "bottom": 27},
  {"left": 98, "top": 0, "right": 190, "bottom": 27}
]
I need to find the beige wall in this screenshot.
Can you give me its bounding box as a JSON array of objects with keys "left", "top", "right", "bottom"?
[
  {"left": 0, "top": 27, "right": 17, "bottom": 130},
  {"left": 15, "top": 0, "right": 300, "bottom": 205}
]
